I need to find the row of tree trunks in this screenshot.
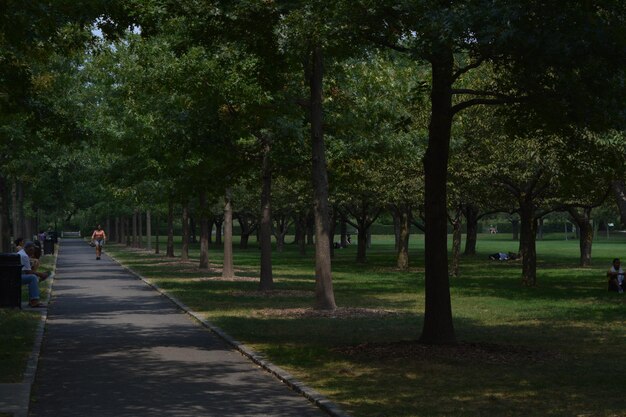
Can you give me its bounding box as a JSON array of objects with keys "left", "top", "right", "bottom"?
[
  {"left": 146, "top": 210, "right": 152, "bottom": 250},
  {"left": 11, "top": 180, "right": 26, "bottom": 241},
  {"left": 294, "top": 211, "right": 308, "bottom": 256},
  {"left": 222, "top": 189, "right": 234, "bottom": 278},
  {"left": 132, "top": 211, "right": 138, "bottom": 247},
  {"left": 237, "top": 213, "right": 257, "bottom": 249},
  {"left": 181, "top": 203, "right": 190, "bottom": 261},
  {"left": 345, "top": 201, "right": 381, "bottom": 264},
  {"left": 0, "top": 174, "right": 11, "bottom": 251},
  {"left": 259, "top": 137, "right": 274, "bottom": 290},
  {"left": 199, "top": 191, "right": 210, "bottom": 269},
  {"left": 166, "top": 197, "right": 175, "bottom": 257},
  {"left": 272, "top": 214, "right": 293, "bottom": 253}
]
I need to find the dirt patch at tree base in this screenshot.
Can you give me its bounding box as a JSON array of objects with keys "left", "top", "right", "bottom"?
[
  {"left": 254, "top": 307, "right": 399, "bottom": 319},
  {"left": 230, "top": 290, "right": 314, "bottom": 298},
  {"left": 333, "top": 341, "right": 562, "bottom": 364},
  {"left": 191, "top": 276, "right": 261, "bottom": 282}
]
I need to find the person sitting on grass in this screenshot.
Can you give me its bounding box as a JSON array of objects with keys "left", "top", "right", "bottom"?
[
  {"left": 488, "top": 252, "right": 520, "bottom": 261},
  {"left": 607, "top": 258, "right": 624, "bottom": 293},
  {"left": 18, "top": 241, "right": 50, "bottom": 308}
]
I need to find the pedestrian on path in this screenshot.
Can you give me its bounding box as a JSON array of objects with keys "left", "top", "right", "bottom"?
[{"left": 91, "top": 224, "right": 106, "bottom": 260}]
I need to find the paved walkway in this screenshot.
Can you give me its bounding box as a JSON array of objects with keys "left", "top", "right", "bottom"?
[{"left": 28, "top": 239, "right": 327, "bottom": 417}]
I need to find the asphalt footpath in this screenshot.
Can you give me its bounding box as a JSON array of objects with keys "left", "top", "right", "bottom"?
[{"left": 28, "top": 239, "right": 327, "bottom": 417}]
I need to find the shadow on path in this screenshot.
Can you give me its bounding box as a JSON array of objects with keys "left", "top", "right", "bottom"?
[{"left": 29, "top": 239, "right": 324, "bottom": 417}]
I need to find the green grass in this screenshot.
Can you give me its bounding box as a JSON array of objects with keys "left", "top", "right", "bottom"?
[
  {"left": 106, "top": 233, "right": 626, "bottom": 417},
  {"left": 0, "top": 250, "right": 55, "bottom": 384}
]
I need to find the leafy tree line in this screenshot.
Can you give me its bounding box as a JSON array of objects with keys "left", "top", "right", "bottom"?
[{"left": 2, "top": 1, "right": 626, "bottom": 345}]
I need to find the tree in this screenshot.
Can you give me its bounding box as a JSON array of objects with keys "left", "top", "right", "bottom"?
[{"left": 343, "top": 1, "right": 626, "bottom": 343}]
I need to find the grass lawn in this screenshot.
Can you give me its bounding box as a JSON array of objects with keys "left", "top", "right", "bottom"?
[
  {"left": 0, "top": 249, "right": 55, "bottom": 384},
  {"left": 106, "top": 233, "right": 626, "bottom": 417}
]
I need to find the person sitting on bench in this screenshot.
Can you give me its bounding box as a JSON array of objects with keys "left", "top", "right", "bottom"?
[
  {"left": 607, "top": 258, "right": 625, "bottom": 293},
  {"left": 18, "top": 241, "right": 50, "bottom": 308}
]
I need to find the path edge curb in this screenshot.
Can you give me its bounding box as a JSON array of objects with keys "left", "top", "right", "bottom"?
[
  {"left": 18, "top": 242, "right": 59, "bottom": 417},
  {"left": 107, "top": 252, "right": 351, "bottom": 417}
]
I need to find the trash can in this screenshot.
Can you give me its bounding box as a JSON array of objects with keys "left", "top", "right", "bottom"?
[
  {"left": 0, "top": 253, "right": 23, "bottom": 308},
  {"left": 43, "top": 239, "right": 54, "bottom": 255}
]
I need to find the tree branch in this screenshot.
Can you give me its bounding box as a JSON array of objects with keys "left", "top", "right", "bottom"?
[
  {"left": 452, "top": 97, "right": 522, "bottom": 115},
  {"left": 451, "top": 89, "right": 513, "bottom": 99},
  {"left": 452, "top": 58, "right": 485, "bottom": 82}
]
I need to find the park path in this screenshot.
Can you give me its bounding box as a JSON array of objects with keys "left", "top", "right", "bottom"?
[{"left": 28, "top": 239, "right": 326, "bottom": 417}]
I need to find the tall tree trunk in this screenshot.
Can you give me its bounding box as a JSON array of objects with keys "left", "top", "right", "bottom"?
[
  {"left": 146, "top": 210, "right": 152, "bottom": 250},
  {"left": 115, "top": 217, "right": 121, "bottom": 244},
  {"left": 223, "top": 189, "right": 234, "bottom": 278},
  {"left": 569, "top": 207, "right": 594, "bottom": 267},
  {"left": 297, "top": 211, "right": 307, "bottom": 256},
  {"left": 392, "top": 209, "right": 401, "bottom": 251},
  {"left": 215, "top": 218, "right": 223, "bottom": 245},
  {"left": 463, "top": 204, "right": 479, "bottom": 256},
  {"left": 0, "top": 174, "right": 11, "bottom": 251},
  {"left": 166, "top": 198, "right": 175, "bottom": 257},
  {"left": 356, "top": 223, "right": 367, "bottom": 263},
  {"left": 420, "top": 51, "right": 456, "bottom": 345},
  {"left": 450, "top": 208, "right": 462, "bottom": 278},
  {"left": 396, "top": 205, "right": 411, "bottom": 270},
  {"left": 207, "top": 217, "right": 214, "bottom": 245},
  {"left": 259, "top": 138, "right": 274, "bottom": 290},
  {"left": 189, "top": 215, "right": 197, "bottom": 243},
  {"left": 511, "top": 218, "right": 520, "bottom": 241},
  {"left": 181, "top": 203, "right": 189, "bottom": 261},
  {"left": 308, "top": 45, "right": 336, "bottom": 310},
  {"left": 519, "top": 203, "right": 537, "bottom": 286},
  {"left": 238, "top": 215, "right": 256, "bottom": 250},
  {"left": 537, "top": 217, "right": 544, "bottom": 240},
  {"left": 306, "top": 211, "right": 315, "bottom": 245},
  {"left": 276, "top": 229, "right": 286, "bottom": 252},
  {"left": 199, "top": 191, "right": 209, "bottom": 269}
]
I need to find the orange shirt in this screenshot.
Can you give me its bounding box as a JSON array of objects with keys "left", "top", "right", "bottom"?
[{"left": 92, "top": 230, "right": 106, "bottom": 240}]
